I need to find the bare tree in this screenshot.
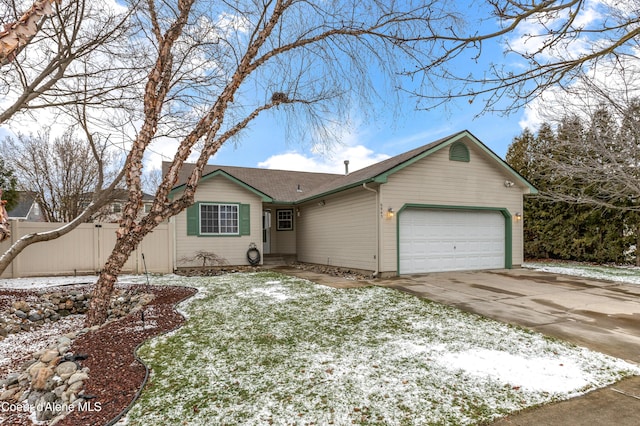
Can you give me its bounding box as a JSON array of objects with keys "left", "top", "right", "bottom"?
[
  {"left": 84, "top": 0, "right": 475, "bottom": 325},
  {"left": 526, "top": 61, "right": 640, "bottom": 211},
  {"left": 0, "top": 117, "right": 125, "bottom": 274},
  {"left": 0, "top": 0, "right": 145, "bottom": 124},
  {"left": 0, "top": 0, "right": 145, "bottom": 274},
  {"left": 411, "top": 0, "right": 640, "bottom": 114},
  {"left": 3, "top": 127, "right": 119, "bottom": 221}
]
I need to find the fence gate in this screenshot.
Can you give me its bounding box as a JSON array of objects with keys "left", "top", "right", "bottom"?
[{"left": 0, "top": 221, "right": 174, "bottom": 278}]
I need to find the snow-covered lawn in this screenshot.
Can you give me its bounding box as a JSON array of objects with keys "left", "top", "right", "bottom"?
[
  {"left": 525, "top": 261, "right": 640, "bottom": 285},
  {"left": 119, "top": 272, "right": 639, "bottom": 426}
]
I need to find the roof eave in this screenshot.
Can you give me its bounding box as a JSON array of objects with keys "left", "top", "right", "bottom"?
[
  {"left": 296, "top": 178, "right": 378, "bottom": 204},
  {"left": 169, "top": 169, "right": 274, "bottom": 202},
  {"left": 373, "top": 130, "right": 538, "bottom": 194}
]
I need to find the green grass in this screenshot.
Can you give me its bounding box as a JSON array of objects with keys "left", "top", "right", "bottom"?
[{"left": 124, "top": 272, "right": 639, "bottom": 425}]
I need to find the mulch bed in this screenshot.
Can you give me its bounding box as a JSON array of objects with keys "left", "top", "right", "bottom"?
[{"left": 1, "top": 284, "right": 196, "bottom": 426}]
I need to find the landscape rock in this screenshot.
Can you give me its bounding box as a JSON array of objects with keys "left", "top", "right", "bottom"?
[
  {"left": 40, "top": 348, "right": 60, "bottom": 363},
  {"left": 27, "top": 361, "right": 47, "bottom": 377},
  {"left": 67, "top": 371, "right": 89, "bottom": 385},
  {"left": 0, "top": 387, "right": 19, "bottom": 401},
  {"left": 0, "top": 288, "right": 154, "bottom": 339},
  {"left": 36, "top": 391, "right": 58, "bottom": 421},
  {"left": 0, "top": 335, "right": 92, "bottom": 424},
  {"left": 28, "top": 311, "right": 43, "bottom": 322},
  {"left": 12, "top": 300, "right": 30, "bottom": 312},
  {"left": 2, "top": 372, "right": 20, "bottom": 387},
  {"left": 32, "top": 366, "right": 54, "bottom": 390},
  {"left": 55, "top": 361, "right": 78, "bottom": 379},
  {"left": 0, "top": 285, "right": 157, "bottom": 424}
]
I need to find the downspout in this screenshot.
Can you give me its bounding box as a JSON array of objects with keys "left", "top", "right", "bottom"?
[{"left": 362, "top": 182, "right": 379, "bottom": 277}]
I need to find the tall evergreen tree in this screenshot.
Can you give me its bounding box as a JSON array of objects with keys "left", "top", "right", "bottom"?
[
  {"left": 618, "top": 100, "right": 640, "bottom": 264},
  {"left": 0, "top": 158, "right": 18, "bottom": 212},
  {"left": 508, "top": 111, "right": 632, "bottom": 264}
]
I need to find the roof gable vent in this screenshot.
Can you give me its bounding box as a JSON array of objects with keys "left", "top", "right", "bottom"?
[{"left": 449, "top": 142, "right": 470, "bottom": 162}]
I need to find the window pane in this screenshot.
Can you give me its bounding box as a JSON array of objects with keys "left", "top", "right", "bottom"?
[
  {"left": 277, "top": 209, "right": 293, "bottom": 230},
  {"left": 200, "top": 204, "right": 217, "bottom": 234},
  {"left": 200, "top": 204, "right": 239, "bottom": 234},
  {"left": 219, "top": 205, "right": 238, "bottom": 234}
]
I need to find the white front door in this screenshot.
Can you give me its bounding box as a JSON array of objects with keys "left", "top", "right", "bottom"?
[
  {"left": 399, "top": 208, "right": 505, "bottom": 274},
  {"left": 263, "top": 210, "right": 271, "bottom": 254}
]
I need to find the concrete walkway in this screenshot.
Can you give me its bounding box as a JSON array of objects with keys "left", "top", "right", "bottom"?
[{"left": 276, "top": 267, "right": 640, "bottom": 425}]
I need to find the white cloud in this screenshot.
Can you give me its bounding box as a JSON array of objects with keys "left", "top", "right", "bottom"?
[
  {"left": 513, "top": 0, "right": 640, "bottom": 133},
  {"left": 519, "top": 49, "right": 640, "bottom": 132},
  {"left": 257, "top": 144, "right": 390, "bottom": 174},
  {"left": 505, "top": 1, "right": 603, "bottom": 62}
]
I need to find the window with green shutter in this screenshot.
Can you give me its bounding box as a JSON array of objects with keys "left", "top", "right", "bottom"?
[{"left": 186, "top": 202, "right": 250, "bottom": 236}]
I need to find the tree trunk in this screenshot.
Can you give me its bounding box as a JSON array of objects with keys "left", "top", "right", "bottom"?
[
  {"left": 85, "top": 233, "right": 139, "bottom": 326},
  {"left": 636, "top": 228, "right": 640, "bottom": 267},
  {"left": 0, "top": 192, "right": 9, "bottom": 242},
  {"left": 0, "top": 0, "right": 60, "bottom": 66}
]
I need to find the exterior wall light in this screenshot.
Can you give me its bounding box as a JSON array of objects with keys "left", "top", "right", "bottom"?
[
  {"left": 386, "top": 207, "right": 395, "bottom": 219},
  {"left": 514, "top": 212, "right": 522, "bottom": 221}
]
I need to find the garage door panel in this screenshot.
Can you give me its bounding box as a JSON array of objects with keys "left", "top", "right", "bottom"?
[{"left": 399, "top": 209, "right": 505, "bottom": 274}]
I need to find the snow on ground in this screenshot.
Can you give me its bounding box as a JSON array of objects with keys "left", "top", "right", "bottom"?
[
  {"left": 0, "top": 315, "right": 84, "bottom": 376},
  {"left": 524, "top": 261, "right": 640, "bottom": 285},
  {"left": 122, "top": 272, "right": 639, "bottom": 426},
  {"left": 2, "top": 265, "right": 640, "bottom": 425},
  {"left": 0, "top": 275, "right": 96, "bottom": 289},
  {"left": 440, "top": 348, "right": 617, "bottom": 394},
  {"left": 0, "top": 274, "right": 154, "bottom": 290}
]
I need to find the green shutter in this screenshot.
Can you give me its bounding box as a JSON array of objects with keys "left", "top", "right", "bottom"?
[
  {"left": 186, "top": 203, "right": 200, "bottom": 236},
  {"left": 240, "top": 203, "right": 250, "bottom": 235}
]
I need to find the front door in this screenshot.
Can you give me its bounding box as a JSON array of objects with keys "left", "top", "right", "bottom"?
[{"left": 263, "top": 210, "right": 271, "bottom": 254}]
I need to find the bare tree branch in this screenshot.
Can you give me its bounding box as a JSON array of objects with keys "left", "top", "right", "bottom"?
[
  {"left": 0, "top": 0, "right": 59, "bottom": 66},
  {"left": 410, "top": 0, "right": 640, "bottom": 114}
]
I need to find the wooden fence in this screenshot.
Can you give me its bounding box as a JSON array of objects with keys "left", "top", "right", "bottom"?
[{"left": 0, "top": 221, "right": 174, "bottom": 278}]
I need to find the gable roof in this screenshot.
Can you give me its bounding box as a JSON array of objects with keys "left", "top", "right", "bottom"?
[
  {"left": 168, "top": 130, "right": 537, "bottom": 203},
  {"left": 166, "top": 164, "right": 341, "bottom": 202},
  {"left": 7, "top": 191, "right": 38, "bottom": 219}
]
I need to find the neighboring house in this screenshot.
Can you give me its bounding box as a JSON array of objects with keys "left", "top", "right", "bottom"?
[
  {"left": 168, "top": 130, "right": 537, "bottom": 276},
  {"left": 7, "top": 191, "right": 45, "bottom": 222},
  {"left": 81, "top": 190, "right": 155, "bottom": 223}
]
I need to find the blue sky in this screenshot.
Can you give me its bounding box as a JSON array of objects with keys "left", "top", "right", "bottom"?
[
  {"left": 148, "top": 2, "right": 536, "bottom": 175},
  {"left": 203, "top": 101, "right": 525, "bottom": 174},
  {"left": 2, "top": 0, "right": 578, "bottom": 176}
]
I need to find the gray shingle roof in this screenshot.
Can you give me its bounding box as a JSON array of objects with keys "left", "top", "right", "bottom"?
[
  {"left": 166, "top": 132, "right": 458, "bottom": 203},
  {"left": 7, "top": 191, "right": 36, "bottom": 219},
  {"left": 167, "top": 130, "right": 536, "bottom": 202}
]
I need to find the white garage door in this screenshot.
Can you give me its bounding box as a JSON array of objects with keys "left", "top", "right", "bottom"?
[{"left": 399, "top": 208, "right": 505, "bottom": 274}]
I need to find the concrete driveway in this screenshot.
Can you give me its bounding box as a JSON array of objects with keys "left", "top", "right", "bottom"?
[
  {"left": 376, "top": 268, "right": 640, "bottom": 425},
  {"left": 378, "top": 268, "right": 640, "bottom": 364}
]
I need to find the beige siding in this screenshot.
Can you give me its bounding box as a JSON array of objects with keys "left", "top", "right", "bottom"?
[
  {"left": 297, "top": 187, "right": 377, "bottom": 271},
  {"left": 379, "top": 139, "right": 526, "bottom": 274},
  {"left": 264, "top": 205, "right": 296, "bottom": 254},
  {"left": 173, "top": 175, "right": 263, "bottom": 266},
  {"left": 0, "top": 221, "right": 173, "bottom": 278}
]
